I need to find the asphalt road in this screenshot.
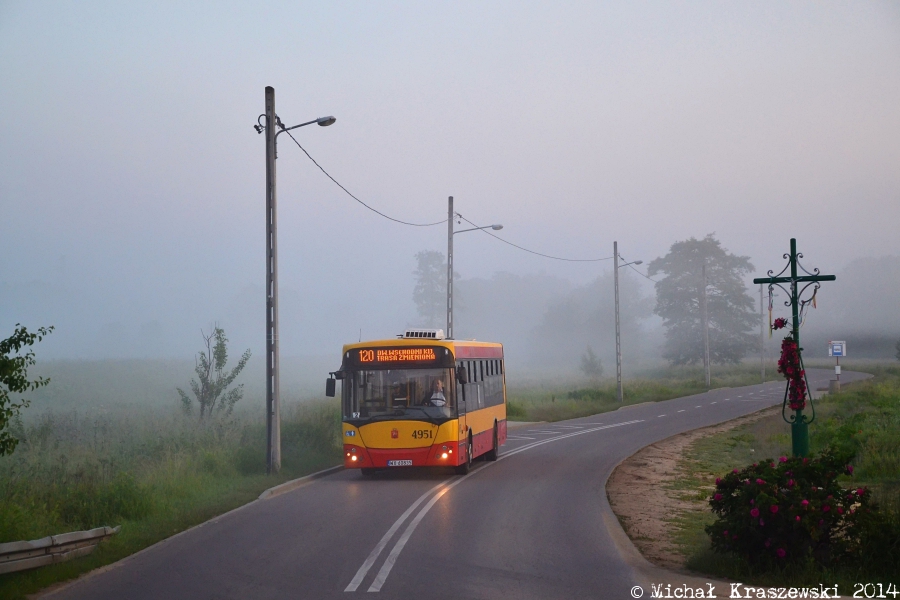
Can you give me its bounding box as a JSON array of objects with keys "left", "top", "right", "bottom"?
[{"left": 46, "top": 369, "right": 868, "bottom": 600}]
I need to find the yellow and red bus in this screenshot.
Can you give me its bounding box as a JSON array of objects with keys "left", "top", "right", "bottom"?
[{"left": 326, "top": 329, "right": 507, "bottom": 475}]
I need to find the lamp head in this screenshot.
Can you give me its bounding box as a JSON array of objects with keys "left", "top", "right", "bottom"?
[
  {"left": 634, "top": 260, "right": 643, "bottom": 265},
  {"left": 317, "top": 116, "right": 336, "bottom": 127},
  {"left": 491, "top": 224, "right": 503, "bottom": 231}
]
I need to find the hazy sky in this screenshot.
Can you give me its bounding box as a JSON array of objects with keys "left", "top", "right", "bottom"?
[{"left": 1, "top": 1, "right": 898, "bottom": 360}]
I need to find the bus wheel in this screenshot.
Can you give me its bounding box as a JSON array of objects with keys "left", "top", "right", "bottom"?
[
  {"left": 361, "top": 468, "right": 377, "bottom": 477},
  {"left": 485, "top": 423, "right": 499, "bottom": 461},
  {"left": 456, "top": 436, "right": 473, "bottom": 475}
]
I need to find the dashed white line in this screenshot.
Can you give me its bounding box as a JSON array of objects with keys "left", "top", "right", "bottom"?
[
  {"left": 506, "top": 435, "right": 535, "bottom": 440},
  {"left": 710, "top": 401, "right": 717, "bottom": 404},
  {"left": 677, "top": 409, "right": 685, "bottom": 413},
  {"left": 657, "top": 414, "right": 666, "bottom": 418}
]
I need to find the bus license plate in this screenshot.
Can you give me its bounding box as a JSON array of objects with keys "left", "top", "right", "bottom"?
[{"left": 387, "top": 460, "right": 413, "bottom": 466}]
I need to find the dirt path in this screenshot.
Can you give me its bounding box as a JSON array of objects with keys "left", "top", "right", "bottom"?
[{"left": 606, "top": 406, "right": 780, "bottom": 570}]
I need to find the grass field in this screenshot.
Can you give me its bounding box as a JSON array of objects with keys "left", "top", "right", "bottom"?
[
  {"left": 665, "top": 364, "right": 900, "bottom": 586},
  {"left": 507, "top": 362, "right": 784, "bottom": 422},
  {"left": 0, "top": 398, "right": 342, "bottom": 598}
]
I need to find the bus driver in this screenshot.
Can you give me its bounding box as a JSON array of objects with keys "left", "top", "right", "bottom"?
[{"left": 425, "top": 379, "right": 446, "bottom": 407}]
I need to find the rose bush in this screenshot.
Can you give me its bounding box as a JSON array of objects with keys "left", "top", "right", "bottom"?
[{"left": 706, "top": 448, "right": 876, "bottom": 567}]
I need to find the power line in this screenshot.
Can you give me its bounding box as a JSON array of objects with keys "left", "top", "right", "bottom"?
[
  {"left": 457, "top": 214, "right": 613, "bottom": 262},
  {"left": 281, "top": 129, "right": 447, "bottom": 227},
  {"left": 627, "top": 262, "right": 657, "bottom": 283}
]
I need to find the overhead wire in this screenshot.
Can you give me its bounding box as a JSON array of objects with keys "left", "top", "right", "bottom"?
[
  {"left": 281, "top": 128, "right": 447, "bottom": 227},
  {"left": 281, "top": 132, "right": 645, "bottom": 266},
  {"left": 456, "top": 215, "right": 613, "bottom": 263},
  {"left": 627, "top": 262, "right": 657, "bottom": 283}
]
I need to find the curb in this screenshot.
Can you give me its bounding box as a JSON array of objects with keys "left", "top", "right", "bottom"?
[
  {"left": 616, "top": 401, "right": 654, "bottom": 411},
  {"left": 258, "top": 465, "right": 344, "bottom": 500}
]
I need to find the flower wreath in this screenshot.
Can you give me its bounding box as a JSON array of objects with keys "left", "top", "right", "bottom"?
[{"left": 773, "top": 319, "right": 806, "bottom": 410}]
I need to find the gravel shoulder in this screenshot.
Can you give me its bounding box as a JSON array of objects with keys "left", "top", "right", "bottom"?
[{"left": 606, "top": 406, "right": 781, "bottom": 571}]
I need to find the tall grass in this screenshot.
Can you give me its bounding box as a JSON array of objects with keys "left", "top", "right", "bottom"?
[{"left": 0, "top": 400, "right": 341, "bottom": 598}]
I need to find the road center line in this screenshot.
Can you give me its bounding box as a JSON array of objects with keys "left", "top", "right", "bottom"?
[
  {"left": 357, "top": 419, "right": 644, "bottom": 592},
  {"left": 343, "top": 484, "right": 442, "bottom": 591}
]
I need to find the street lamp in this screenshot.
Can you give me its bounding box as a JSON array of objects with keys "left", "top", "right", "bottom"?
[
  {"left": 445, "top": 196, "right": 502, "bottom": 339},
  {"left": 613, "top": 241, "right": 642, "bottom": 403},
  {"left": 258, "top": 86, "right": 335, "bottom": 474}
]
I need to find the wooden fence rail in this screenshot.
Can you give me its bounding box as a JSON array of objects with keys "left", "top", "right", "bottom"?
[{"left": 0, "top": 526, "right": 119, "bottom": 575}]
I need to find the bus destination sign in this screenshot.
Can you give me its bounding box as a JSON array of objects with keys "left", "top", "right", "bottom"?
[
  {"left": 344, "top": 345, "right": 454, "bottom": 369},
  {"left": 359, "top": 347, "right": 437, "bottom": 364}
]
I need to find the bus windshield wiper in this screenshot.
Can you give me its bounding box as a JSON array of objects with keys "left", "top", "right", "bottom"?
[{"left": 401, "top": 405, "right": 441, "bottom": 426}]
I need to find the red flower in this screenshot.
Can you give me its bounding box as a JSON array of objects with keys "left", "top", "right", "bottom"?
[
  {"left": 822, "top": 505, "right": 831, "bottom": 512},
  {"left": 714, "top": 493, "right": 723, "bottom": 501},
  {"left": 778, "top": 335, "right": 807, "bottom": 410},
  {"left": 776, "top": 548, "right": 786, "bottom": 558},
  {"left": 773, "top": 318, "right": 788, "bottom": 330},
  {"left": 750, "top": 508, "right": 760, "bottom": 517},
  {"left": 770, "top": 505, "right": 779, "bottom": 514}
]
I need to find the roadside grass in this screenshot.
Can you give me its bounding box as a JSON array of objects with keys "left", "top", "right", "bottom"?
[
  {"left": 0, "top": 399, "right": 342, "bottom": 599},
  {"left": 666, "top": 364, "right": 900, "bottom": 586},
  {"left": 507, "top": 362, "right": 783, "bottom": 422}
]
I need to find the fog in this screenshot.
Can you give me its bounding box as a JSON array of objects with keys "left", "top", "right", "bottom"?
[{"left": 2, "top": 2, "right": 899, "bottom": 390}]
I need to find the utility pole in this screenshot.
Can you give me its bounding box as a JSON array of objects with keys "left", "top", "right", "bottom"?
[
  {"left": 264, "top": 86, "right": 281, "bottom": 474},
  {"left": 614, "top": 241, "right": 622, "bottom": 403},
  {"left": 701, "top": 261, "right": 710, "bottom": 388},
  {"left": 759, "top": 284, "right": 765, "bottom": 383},
  {"left": 446, "top": 196, "right": 454, "bottom": 339}
]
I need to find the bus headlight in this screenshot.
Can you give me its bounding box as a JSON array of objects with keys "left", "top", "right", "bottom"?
[
  {"left": 441, "top": 452, "right": 448, "bottom": 459},
  {"left": 351, "top": 455, "right": 358, "bottom": 461}
]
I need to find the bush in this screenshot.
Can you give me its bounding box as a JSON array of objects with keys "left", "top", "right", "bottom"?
[{"left": 706, "top": 448, "right": 876, "bottom": 567}]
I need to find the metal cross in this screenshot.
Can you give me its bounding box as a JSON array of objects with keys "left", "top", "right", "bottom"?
[{"left": 753, "top": 238, "right": 836, "bottom": 457}]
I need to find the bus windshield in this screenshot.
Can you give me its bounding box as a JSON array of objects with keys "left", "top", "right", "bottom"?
[{"left": 342, "top": 368, "right": 454, "bottom": 421}]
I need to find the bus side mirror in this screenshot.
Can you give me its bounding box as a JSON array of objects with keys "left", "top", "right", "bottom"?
[
  {"left": 325, "top": 378, "right": 336, "bottom": 397},
  {"left": 456, "top": 366, "right": 468, "bottom": 384}
]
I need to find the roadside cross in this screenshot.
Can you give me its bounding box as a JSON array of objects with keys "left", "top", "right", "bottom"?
[{"left": 753, "top": 238, "right": 836, "bottom": 457}]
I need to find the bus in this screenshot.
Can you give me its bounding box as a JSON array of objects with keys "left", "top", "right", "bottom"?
[{"left": 326, "top": 329, "right": 507, "bottom": 475}]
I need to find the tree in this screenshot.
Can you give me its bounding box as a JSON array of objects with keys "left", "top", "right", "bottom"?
[
  {"left": 412, "top": 251, "right": 447, "bottom": 328},
  {"left": 895, "top": 338, "right": 900, "bottom": 362},
  {"left": 648, "top": 234, "right": 757, "bottom": 365},
  {"left": 177, "top": 327, "right": 250, "bottom": 420},
  {"left": 532, "top": 270, "right": 652, "bottom": 370},
  {"left": 579, "top": 346, "right": 603, "bottom": 380},
  {"left": 0, "top": 324, "right": 53, "bottom": 455}
]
